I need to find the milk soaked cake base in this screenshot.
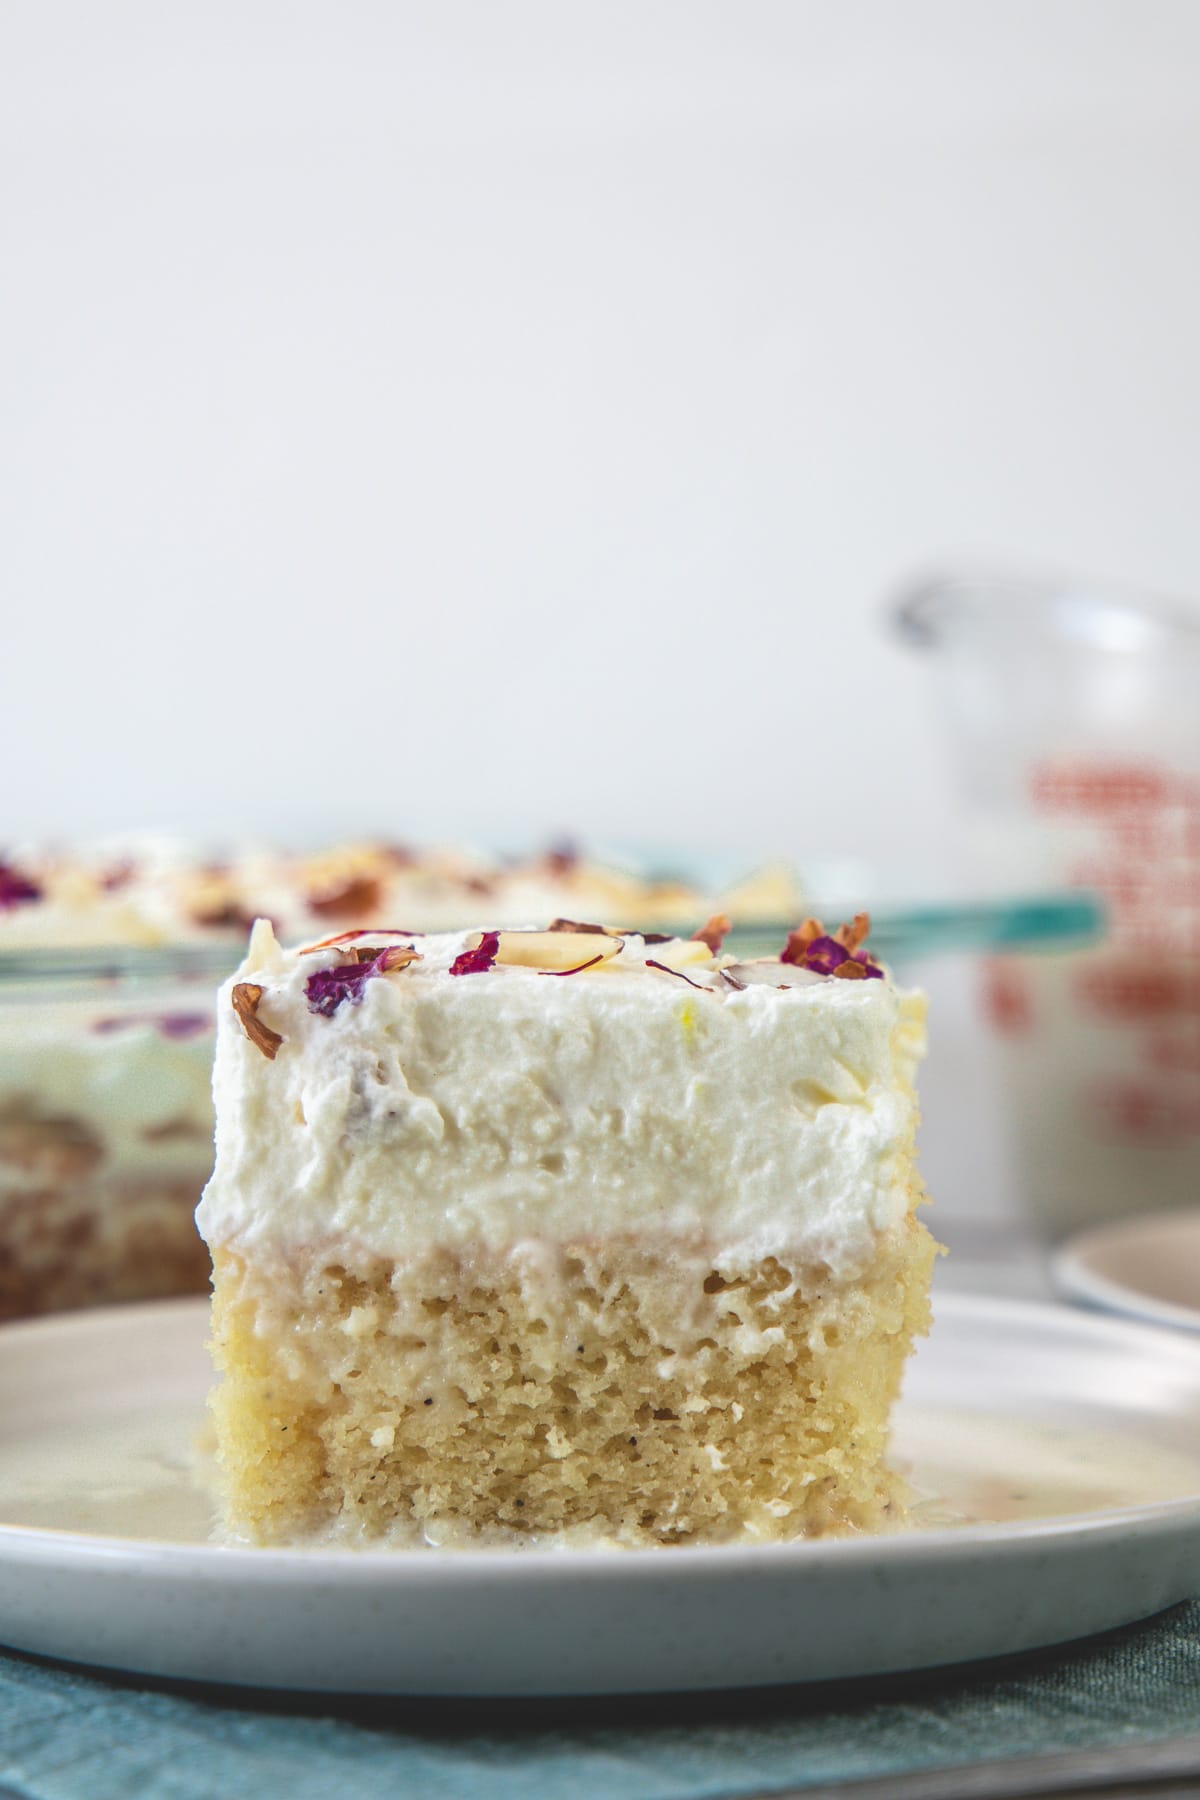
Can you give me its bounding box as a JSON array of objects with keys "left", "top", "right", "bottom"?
[
  {"left": 199, "top": 918, "right": 935, "bottom": 1548},
  {"left": 208, "top": 1221, "right": 935, "bottom": 1546}
]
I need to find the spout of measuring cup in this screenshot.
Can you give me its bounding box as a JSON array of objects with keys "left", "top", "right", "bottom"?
[
  {"left": 889, "top": 572, "right": 978, "bottom": 650},
  {"left": 891, "top": 567, "right": 1200, "bottom": 658}
]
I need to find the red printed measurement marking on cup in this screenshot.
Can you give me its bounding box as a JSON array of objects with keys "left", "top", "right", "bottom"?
[
  {"left": 1030, "top": 762, "right": 1173, "bottom": 814},
  {"left": 1031, "top": 759, "right": 1200, "bottom": 945},
  {"left": 1084, "top": 1076, "right": 1200, "bottom": 1143},
  {"left": 1076, "top": 965, "right": 1200, "bottom": 1022},
  {"left": 981, "top": 961, "right": 1034, "bottom": 1037},
  {"left": 1026, "top": 757, "right": 1200, "bottom": 1148},
  {"left": 1147, "top": 1026, "right": 1200, "bottom": 1074}
]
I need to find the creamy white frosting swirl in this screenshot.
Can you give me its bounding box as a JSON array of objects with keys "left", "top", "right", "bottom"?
[{"left": 196, "top": 924, "right": 926, "bottom": 1279}]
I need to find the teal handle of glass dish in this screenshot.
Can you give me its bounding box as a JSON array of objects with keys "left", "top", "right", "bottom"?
[{"left": 0, "top": 893, "right": 1104, "bottom": 988}]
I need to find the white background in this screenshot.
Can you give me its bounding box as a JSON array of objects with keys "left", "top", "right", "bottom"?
[{"left": 5, "top": 2, "right": 1200, "bottom": 1223}]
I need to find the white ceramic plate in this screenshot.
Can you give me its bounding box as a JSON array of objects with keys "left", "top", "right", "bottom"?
[
  {"left": 1053, "top": 1210, "right": 1200, "bottom": 1335},
  {"left": 1, "top": 1293, "right": 1199, "bottom": 1696}
]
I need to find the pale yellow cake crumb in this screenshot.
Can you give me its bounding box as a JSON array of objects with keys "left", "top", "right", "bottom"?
[{"left": 207, "top": 1217, "right": 937, "bottom": 1547}]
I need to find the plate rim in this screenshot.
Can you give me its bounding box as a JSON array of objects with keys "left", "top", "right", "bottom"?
[
  {"left": 1052, "top": 1210, "right": 1200, "bottom": 1335},
  {"left": 2, "top": 1288, "right": 1200, "bottom": 1574}
]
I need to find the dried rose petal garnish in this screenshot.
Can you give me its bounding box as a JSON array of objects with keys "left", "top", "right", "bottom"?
[
  {"left": 0, "top": 861, "right": 42, "bottom": 909},
  {"left": 801, "top": 934, "right": 853, "bottom": 975},
  {"left": 94, "top": 1011, "right": 212, "bottom": 1039},
  {"left": 848, "top": 959, "right": 883, "bottom": 980},
  {"left": 231, "top": 983, "right": 284, "bottom": 1060},
  {"left": 782, "top": 915, "right": 883, "bottom": 980},
  {"left": 305, "top": 944, "right": 420, "bottom": 1016},
  {"left": 691, "top": 913, "right": 731, "bottom": 955},
  {"left": 298, "top": 929, "right": 367, "bottom": 954},
  {"left": 448, "top": 931, "right": 500, "bottom": 977},
  {"left": 158, "top": 1012, "right": 213, "bottom": 1039},
  {"left": 781, "top": 918, "right": 823, "bottom": 966},
  {"left": 834, "top": 912, "right": 870, "bottom": 952},
  {"left": 539, "top": 954, "right": 605, "bottom": 977},
  {"left": 543, "top": 840, "right": 579, "bottom": 877},
  {"left": 101, "top": 859, "right": 135, "bottom": 892},
  {"left": 645, "top": 958, "right": 712, "bottom": 991},
  {"left": 297, "top": 928, "right": 421, "bottom": 955}
]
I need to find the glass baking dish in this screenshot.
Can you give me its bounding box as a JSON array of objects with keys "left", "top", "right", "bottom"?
[
  {"left": 0, "top": 889, "right": 1101, "bottom": 1321},
  {"left": 0, "top": 957, "right": 217, "bottom": 1319}
]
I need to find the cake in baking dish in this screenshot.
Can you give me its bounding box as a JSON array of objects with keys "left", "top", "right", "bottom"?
[
  {"left": 196, "top": 914, "right": 936, "bottom": 1547},
  {"left": 0, "top": 840, "right": 798, "bottom": 1320}
]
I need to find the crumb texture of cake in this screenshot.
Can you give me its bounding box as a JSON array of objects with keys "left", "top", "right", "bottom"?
[
  {"left": 208, "top": 1228, "right": 934, "bottom": 1546},
  {"left": 197, "top": 918, "right": 936, "bottom": 1548}
]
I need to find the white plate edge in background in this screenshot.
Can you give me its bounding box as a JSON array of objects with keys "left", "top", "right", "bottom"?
[{"left": 1053, "top": 1211, "right": 1200, "bottom": 1336}]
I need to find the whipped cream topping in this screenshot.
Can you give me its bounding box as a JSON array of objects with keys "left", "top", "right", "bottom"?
[
  {"left": 0, "top": 997, "right": 215, "bottom": 1186},
  {"left": 196, "top": 924, "right": 927, "bottom": 1280}
]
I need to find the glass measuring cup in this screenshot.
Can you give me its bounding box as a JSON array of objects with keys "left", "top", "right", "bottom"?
[{"left": 896, "top": 573, "right": 1200, "bottom": 1239}]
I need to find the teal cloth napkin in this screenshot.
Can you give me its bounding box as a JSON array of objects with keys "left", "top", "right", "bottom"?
[{"left": 2, "top": 1602, "right": 1199, "bottom": 1799}]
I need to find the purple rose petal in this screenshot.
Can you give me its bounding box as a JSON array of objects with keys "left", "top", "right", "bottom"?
[
  {"left": 305, "top": 944, "right": 417, "bottom": 1017},
  {"left": 0, "top": 861, "right": 42, "bottom": 909},
  {"left": 780, "top": 920, "right": 886, "bottom": 980},
  {"left": 449, "top": 931, "right": 500, "bottom": 976},
  {"left": 800, "top": 935, "right": 850, "bottom": 975},
  {"left": 158, "top": 1012, "right": 213, "bottom": 1039},
  {"left": 93, "top": 1011, "right": 213, "bottom": 1037},
  {"left": 853, "top": 951, "right": 885, "bottom": 979}
]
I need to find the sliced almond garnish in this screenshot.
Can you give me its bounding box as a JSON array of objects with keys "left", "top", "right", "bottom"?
[
  {"left": 640, "top": 936, "right": 715, "bottom": 970},
  {"left": 691, "top": 913, "right": 731, "bottom": 954},
  {"left": 231, "top": 983, "right": 283, "bottom": 1060},
  {"left": 831, "top": 959, "right": 870, "bottom": 981},
  {"left": 548, "top": 917, "right": 614, "bottom": 936},
  {"left": 539, "top": 953, "right": 606, "bottom": 977},
  {"left": 350, "top": 944, "right": 422, "bottom": 970},
  {"left": 298, "top": 928, "right": 369, "bottom": 954},
  {"left": 246, "top": 917, "right": 284, "bottom": 973},
  {"left": 721, "top": 961, "right": 822, "bottom": 989},
  {"left": 192, "top": 900, "right": 253, "bottom": 931},
  {"left": 495, "top": 930, "right": 623, "bottom": 971},
  {"left": 297, "top": 927, "right": 421, "bottom": 955},
  {"left": 307, "top": 876, "right": 383, "bottom": 919}
]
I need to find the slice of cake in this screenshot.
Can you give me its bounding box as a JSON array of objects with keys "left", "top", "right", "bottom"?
[{"left": 196, "top": 915, "right": 936, "bottom": 1547}]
